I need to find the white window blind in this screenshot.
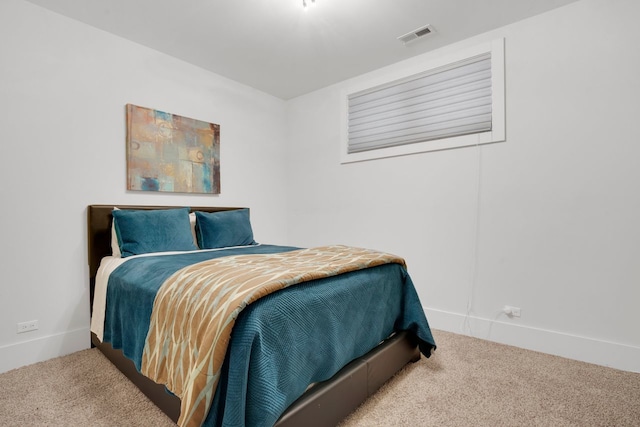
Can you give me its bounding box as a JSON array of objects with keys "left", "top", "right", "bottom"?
[{"left": 347, "top": 53, "right": 493, "bottom": 154}]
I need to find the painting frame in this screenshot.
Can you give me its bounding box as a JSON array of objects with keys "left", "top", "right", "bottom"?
[{"left": 126, "top": 104, "right": 220, "bottom": 194}]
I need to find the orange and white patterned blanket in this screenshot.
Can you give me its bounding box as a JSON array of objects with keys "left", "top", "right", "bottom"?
[{"left": 140, "top": 245, "right": 405, "bottom": 427}]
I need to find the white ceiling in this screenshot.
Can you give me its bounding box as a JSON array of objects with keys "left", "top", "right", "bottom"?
[{"left": 24, "top": 0, "right": 580, "bottom": 100}]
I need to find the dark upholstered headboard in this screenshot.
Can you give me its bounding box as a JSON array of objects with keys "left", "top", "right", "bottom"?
[{"left": 87, "top": 205, "right": 244, "bottom": 311}]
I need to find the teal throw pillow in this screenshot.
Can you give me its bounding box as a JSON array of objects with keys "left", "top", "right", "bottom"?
[
  {"left": 113, "top": 208, "right": 197, "bottom": 257},
  {"left": 195, "top": 209, "right": 256, "bottom": 249}
]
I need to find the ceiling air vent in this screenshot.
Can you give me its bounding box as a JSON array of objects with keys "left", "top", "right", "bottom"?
[{"left": 398, "top": 24, "right": 435, "bottom": 45}]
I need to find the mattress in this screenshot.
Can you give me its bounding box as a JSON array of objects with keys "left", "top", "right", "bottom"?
[{"left": 91, "top": 244, "right": 435, "bottom": 426}]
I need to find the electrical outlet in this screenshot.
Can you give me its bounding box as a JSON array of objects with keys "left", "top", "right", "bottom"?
[
  {"left": 17, "top": 320, "right": 39, "bottom": 334},
  {"left": 503, "top": 306, "right": 521, "bottom": 318}
]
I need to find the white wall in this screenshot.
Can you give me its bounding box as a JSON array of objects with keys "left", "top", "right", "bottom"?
[
  {"left": 0, "top": 0, "right": 289, "bottom": 372},
  {"left": 285, "top": 0, "right": 640, "bottom": 372}
]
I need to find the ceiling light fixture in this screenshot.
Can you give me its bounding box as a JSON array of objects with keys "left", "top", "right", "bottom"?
[{"left": 302, "top": 0, "right": 315, "bottom": 8}]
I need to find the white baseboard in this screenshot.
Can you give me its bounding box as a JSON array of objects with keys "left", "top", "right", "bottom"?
[
  {"left": 425, "top": 307, "right": 640, "bottom": 373},
  {"left": 2, "top": 315, "right": 638, "bottom": 375},
  {"left": 0, "top": 327, "right": 90, "bottom": 374}
]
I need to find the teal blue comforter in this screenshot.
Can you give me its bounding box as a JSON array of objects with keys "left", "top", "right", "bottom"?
[{"left": 103, "top": 245, "right": 435, "bottom": 427}]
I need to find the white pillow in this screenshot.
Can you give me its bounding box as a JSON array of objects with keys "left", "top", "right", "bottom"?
[
  {"left": 189, "top": 212, "right": 197, "bottom": 247},
  {"left": 110, "top": 208, "right": 198, "bottom": 257},
  {"left": 111, "top": 207, "right": 121, "bottom": 257}
]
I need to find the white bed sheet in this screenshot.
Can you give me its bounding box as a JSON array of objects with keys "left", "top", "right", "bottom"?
[{"left": 90, "top": 255, "right": 127, "bottom": 342}]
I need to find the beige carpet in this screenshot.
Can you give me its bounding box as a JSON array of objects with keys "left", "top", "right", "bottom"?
[{"left": 1, "top": 330, "right": 638, "bottom": 426}]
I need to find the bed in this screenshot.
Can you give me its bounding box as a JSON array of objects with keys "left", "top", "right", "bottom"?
[{"left": 88, "top": 204, "right": 435, "bottom": 427}]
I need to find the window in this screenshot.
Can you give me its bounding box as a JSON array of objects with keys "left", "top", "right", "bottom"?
[{"left": 342, "top": 38, "right": 505, "bottom": 163}]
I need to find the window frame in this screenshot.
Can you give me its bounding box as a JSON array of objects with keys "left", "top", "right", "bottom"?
[{"left": 340, "top": 38, "right": 505, "bottom": 164}]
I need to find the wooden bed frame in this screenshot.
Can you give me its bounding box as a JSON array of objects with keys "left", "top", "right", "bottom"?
[{"left": 88, "top": 204, "right": 421, "bottom": 427}]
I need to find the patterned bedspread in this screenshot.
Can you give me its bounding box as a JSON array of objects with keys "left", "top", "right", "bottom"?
[
  {"left": 101, "top": 244, "right": 435, "bottom": 427},
  {"left": 141, "top": 245, "right": 407, "bottom": 427}
]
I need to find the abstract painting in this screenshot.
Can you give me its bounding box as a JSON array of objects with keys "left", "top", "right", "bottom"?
[{"left": 126, "top": 104, "right": 220, "bottom": 194}]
